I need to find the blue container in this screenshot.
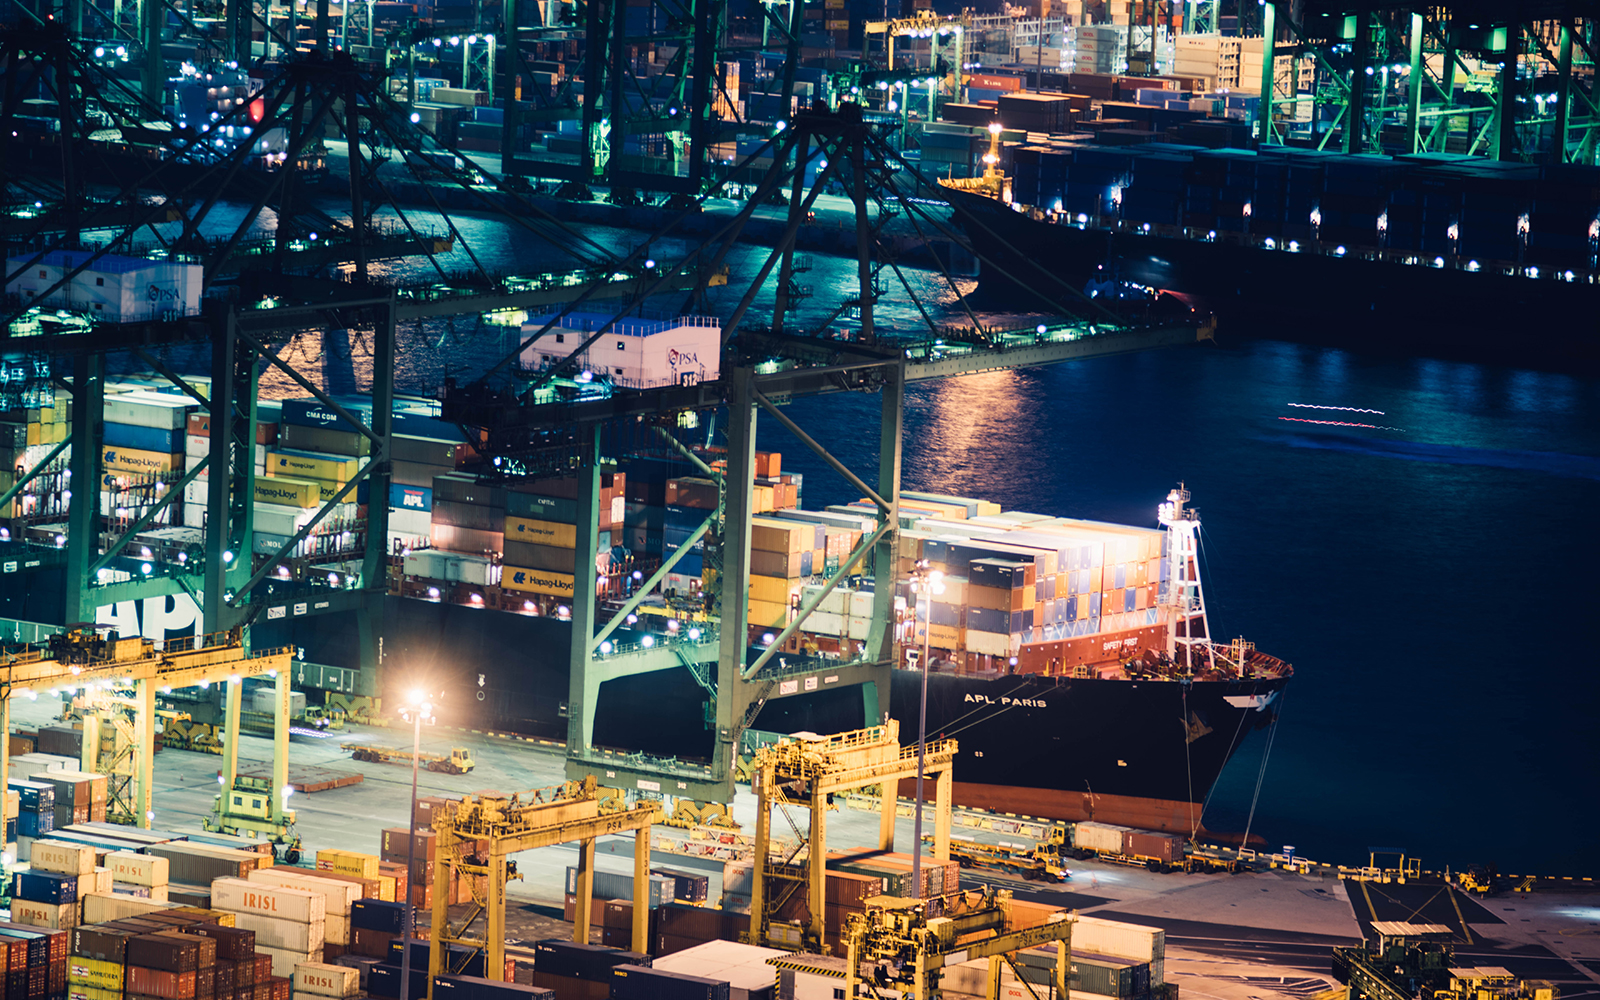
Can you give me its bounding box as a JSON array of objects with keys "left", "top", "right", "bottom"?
[
  {"left": 351, "top": 898, "right": 408, "bottom": 934},
  {"left": 12, "top": 870, "right": 76, "bottom": 904},
  {"left": 391, "top": 483, "right": 433, "bottom": 512},
  {"left": 369, "top": 964, "right": 430, "bottom": 1000},
  {"left": 8, "top": 779, "right": 53, "bottom": 810},
  {"left": 967, "top": 607, "right": 1008, "bottom": 635},
  {"left": 17, "top": 809, "right": 53, "bottom": 837},
  {"left": 103, "top": 422, "right": 184, "bottom": 452}
]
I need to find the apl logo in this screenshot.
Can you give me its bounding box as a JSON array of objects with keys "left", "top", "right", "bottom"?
[
  {"left": 401, "top": 491, "right": 426, "bottom": 508},
  {"left": 96, "top": 593, "right": 203, "bottom": 641}
]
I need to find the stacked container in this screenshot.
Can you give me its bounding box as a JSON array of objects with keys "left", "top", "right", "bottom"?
[
  {"left": 245, "top": 867, "right": 360, "bottom": 963},
  {"left": 210, "top": 877, "right": 325, "bottom": 977},
  {"left": 14, "top": 840, "right": 94, "bottom": 928},
  {"left": 346, "top": 899, "right": 407, "bottom": 960},
  {"left": 102, "top": 391, "right": 194, "bottom": 529},
  {"left": 9, "top": 778, "right": 55, "bottom": 840},
  {"left": 0, "top": 916, "right": 70, "bottom": 999},
  {"left": 528, "top": 940, "right": 649, "bottom": 1000},
  {"left": 105, "top": 851, "right": 171, "bottom": 903},
  {"left": 377, "top": 828, "right": 434, "bottom": 910},
  {"left": 500, "top": 472, "right": 626, "bottom": 606},
  {"left": 314, "top": 851, "right": 392, "bottom": 901}
]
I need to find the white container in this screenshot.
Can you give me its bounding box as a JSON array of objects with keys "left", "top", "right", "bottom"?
[
  {"left": 247, "top": 868, "right": 361, "bottom": 916},
  {"left": 253, "top": 501, "right": 312, "bottom": 536},
  {"left": 1073, "top": 821, "right": 1131, "bottom": 855},
  {"left": 801, "top": 584, "right": 847, "bottom": 615},
  {"left": 1072, "top": 914, "right": 1164, "bottom": 962},
  {"left": 387, "top": 507, "right": 432, "bottom": 536},
  {"left": 185, "top": 434, "right": 209, "bottom": 460},
  {"left": 257, "top": 945, "right": 321, "bottom": 979},
  {"left": 848, "top": 590, "right": 875, "bottom": 618},
  {"left": 212, "top": 876, "right": 327, "bottom": 922},
  {"left": 101, "top": 393, "right": 193, "bottom": 429},
  {"left": 86, "top": 868, "right": 114, "bottom": 896},
  {"left": 229, "top": 911, "right": 325, "bottom": 953},
  {"left": 325, "top": 912, "right": 349, "bottom": 946},
  {"left": 31, "top": 840, "right": 97, "bottom": 875},
  {"left": 293, "top": 963, "right": 359, "bottom": 998},
  {"left": 11, "top": 899, "right": 77, "bottom": 929},
  {"left": 82, "top": 892, "right": 176, "bottom": 923}
]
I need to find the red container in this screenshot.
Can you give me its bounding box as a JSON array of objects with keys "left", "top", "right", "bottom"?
[{"left": 126, "top": 966, "right": 198, "bottom": 1000}]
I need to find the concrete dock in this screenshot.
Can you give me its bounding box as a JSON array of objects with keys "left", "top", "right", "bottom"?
[{"left": 12, "top": 700, "right": 1598, "bottom": 1000}]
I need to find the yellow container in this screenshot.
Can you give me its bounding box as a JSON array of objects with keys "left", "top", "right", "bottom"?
[
  {"left": 101, "top": 447, "right": 184, "bottom": 474},
  {"left": 267, "top": 451, "right": 358, "bottom": 483},
  {"left": 315, "top": 849, "right": 380, "bottom": 880},
  {"left": 68, "top": 959, "right": 125, "bottom": 992},
  {"left": 748, "top": 574, "right": 799, "bottom": 605},
  {"left": 747, "top": 600, "right": 790, "bottom": 628},
  {"left": 253, "top": 477, "right": 320, "bottom": 509},
  {"left": 503, "top": 517, "right": 578, "bottom": 548},
  {"left": 501, "top": 567, "right": 575, "bottom": 597},
  {"left": 374, "top": 873, "right": 396, "bottom": 902},
  {"left": 69, "top": 988, "right": 122, "bottom": 1000},
  {"left": 750, "top": 519, "right": 809, "bottom": 555}
]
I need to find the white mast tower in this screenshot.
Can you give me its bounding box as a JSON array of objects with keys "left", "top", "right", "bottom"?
[{"left": 1158, "top": 484, "right": 1214, "bottom": 673}]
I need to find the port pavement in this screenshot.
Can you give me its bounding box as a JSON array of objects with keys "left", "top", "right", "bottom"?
[{"left": 13, "top": 700, "right": 1597, "bottom": 1000}]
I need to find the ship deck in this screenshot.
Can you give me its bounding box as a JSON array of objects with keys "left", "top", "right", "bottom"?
[{"left": 16, "top": 696, "right": 1591, "bottom": 1000}]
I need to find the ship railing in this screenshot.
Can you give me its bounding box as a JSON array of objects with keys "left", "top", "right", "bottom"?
[{"left": 1085, "top": 216, "right": 1599, "bottom": 284}]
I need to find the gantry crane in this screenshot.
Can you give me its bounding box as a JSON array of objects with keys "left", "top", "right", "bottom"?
[
  {"left": 426, "top": 776, "right": 660, "bottom": 998},
  {"left": 842, "top": 891, "right": 1076, "bottom": 1000},
  {"left": 748, "top": 721, "right": 957, "bottom": 954},
  {"left": 0, "top": 627, "right": 295, "bottom": 842}
]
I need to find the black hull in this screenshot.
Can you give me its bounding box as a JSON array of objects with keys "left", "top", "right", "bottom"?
[
  {"left": 251, "top": 596, "right": 1285, "bottom": 830},
  {"left": 943, "top": 185, "right": 1600, "bottom": 370}
]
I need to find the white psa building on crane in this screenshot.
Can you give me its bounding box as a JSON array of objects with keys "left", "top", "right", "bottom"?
[
  {"left": 5, "top": 251, "right": 203, "bottom": 323},
  {"left": 519, "top": 311, "right": 721, "bottom": 388}
]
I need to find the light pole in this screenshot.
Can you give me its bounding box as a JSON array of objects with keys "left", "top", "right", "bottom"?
[
  {"left": 398, "top": 689, "right": 435, "bottom": 1000},
  {"left": 908, "top": 559, "right": 944, "bottom": 896}
]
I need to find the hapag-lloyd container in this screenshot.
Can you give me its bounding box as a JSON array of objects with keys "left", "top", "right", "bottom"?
[{"left": 211, "top": 878, "right": 326, "bottom": 923}]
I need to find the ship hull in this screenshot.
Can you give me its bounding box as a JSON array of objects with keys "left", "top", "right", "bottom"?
[
  {"left": 943, "top": 184, "right": 1600, "bottom": 369},
  {"left": 882, "top": 668, "right": 1285, "bottom": 832},
  {"left": 26, "top": 586, "right": 1282, "bottom": 833}
]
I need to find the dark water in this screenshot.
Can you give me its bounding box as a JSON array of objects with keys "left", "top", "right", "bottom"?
[
  {"left": 761, "top": 340, "right": 1600, "bottom": 878},
  {"left": 168, "top": 203, "right": 1600, "bottom": 876}
]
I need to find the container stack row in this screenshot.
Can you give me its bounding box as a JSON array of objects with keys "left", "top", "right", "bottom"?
[{"left": 11, "top": 755, "right": 111, "bottom": 846}]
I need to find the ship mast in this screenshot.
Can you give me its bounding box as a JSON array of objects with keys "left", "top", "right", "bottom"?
[{"left": 1158, "top": 484, "right": 1213, "bottom": 673}]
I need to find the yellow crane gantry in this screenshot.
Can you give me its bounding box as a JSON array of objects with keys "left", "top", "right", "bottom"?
[
  {"left": 0, "top": 626, "right": 295, "bottom": 836},
  {"left": 749, "top": 720, "right": 958, "bottom": 954},
  {"left": 426, "top": 775, "right": 660, "bottom": 999},
  {"left": 843, "top": 892, "right": 1077, "bottom": 1000}
]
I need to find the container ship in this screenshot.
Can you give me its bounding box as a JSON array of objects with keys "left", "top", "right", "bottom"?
[
  {"left": 0, "top": 339, "right": 1288, "bottom": 835},
  {"left": 939, "top": 142, "right": 1600, "bottom": 365}
]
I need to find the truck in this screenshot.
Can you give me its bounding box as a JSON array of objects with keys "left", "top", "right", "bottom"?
[{"left": 342, "top": 744, "right": 476, "bottom": 774}]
